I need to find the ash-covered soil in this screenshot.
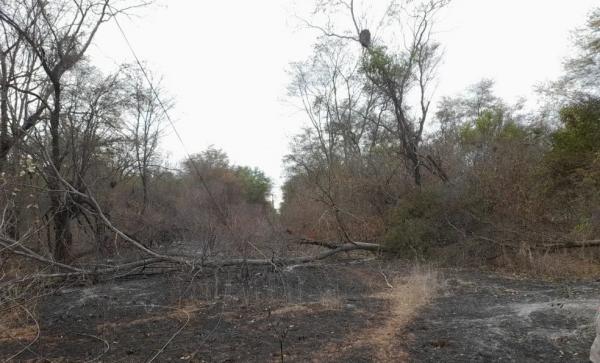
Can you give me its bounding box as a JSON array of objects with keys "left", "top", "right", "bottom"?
[
  {"left": 402, "top": 270, "right": 599, "bottom": 363},
  {"left": 1, "top": 260, "right": 598, "bottom": 362}
]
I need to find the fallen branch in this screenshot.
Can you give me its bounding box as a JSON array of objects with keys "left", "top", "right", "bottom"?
[
  {"left": 536, "top": 239, "right": 600, "bottom": 250},
  {"left": 447, "top": 217, "right": 600, "bottom": 250},
  {"left": 209, "top": 242, "right": 386, "bottom": 266},
  {"left": 4, "top": 160, "right": 390, "bottom": 286},
  {"left": 44, "top": 156, "right": 187, "bottom": 265},
  {"left": 4, "top": 302, "right": 40, "bottom": 361},
  {"left": 0, "top": 236, "right": 87, "bottom": 273},
  {"left": 1, "top": 242, "right": 389, "bottom": 287},
  {"left": 472, "top": 235, "right": 600, "bottom": 250},
  {"left": 296, "top": 238, "right": 387, "bottom": 252},
  {"left": 78, "top": 333, "right": 110, "bottom": 363},
  {"left": 146, "top": 304, "right": 191, "bottom": 363}
]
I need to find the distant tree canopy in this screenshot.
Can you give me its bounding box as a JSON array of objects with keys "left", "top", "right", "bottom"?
[
  {"left": 185, "top": 146, "right": 231, "bottom": 173},
  {"left": 563, "top": 8, "right": 600, "bottom": 94},
  {"left": 184, "top": 147, "right": 272, "bottom": 206},
  {"left": 234, "top": 166, "right": 272, "bottom": 205},
  {"left": 546, "top": 97, "right": 600, "bottom": 192}
]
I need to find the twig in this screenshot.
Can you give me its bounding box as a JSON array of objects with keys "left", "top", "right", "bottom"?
[
  {"left": 145, "top": 304, "right": 191, "bottom": 363},
  {"left": 380, "top": 270, "right": 394, "bottom": 289},
  {"left": 78, "top": 333, "right": 110, "bottom": 363},
  {"left": 5, "top": 303, "right": 41, "bottom": 361}
]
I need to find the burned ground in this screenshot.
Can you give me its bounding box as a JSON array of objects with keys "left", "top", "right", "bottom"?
[
  {"left": 402, "top": 270, "right": 599, "bottom": 363},
  {"left": 1, "top": 260, "right": 598, "bottom": 362}
]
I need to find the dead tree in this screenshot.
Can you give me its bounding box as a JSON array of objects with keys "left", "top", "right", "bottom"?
[
  {"left": 0, "top": 0, "right": 139, "bottom": 261},
  {"left": 124, "top": 66, "right": 170, "bottom": 215},
  {"left": 305, "top": 0, "right": 450, "bottom": 186}
]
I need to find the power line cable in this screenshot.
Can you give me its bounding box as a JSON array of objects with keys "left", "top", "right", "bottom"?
[
  {"left": 109, "top": 12, "right": 287, "bottom": 272},
  {"left": 108, "top": 8, "right": 229, "bottom": 225}
]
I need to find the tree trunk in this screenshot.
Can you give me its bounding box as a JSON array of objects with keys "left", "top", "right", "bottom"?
[
  {"left": 0, "top": 51, "right": 20, "bottom": 240},
  {"left": 413, "top": 160, "right": 422, "bottom": 187},
  {"left": 48, "top": 82, "right": 73, "bottom": 262},
  {"left": 0, "top": 51, "right": 8, "bottom": 171},
  {"left": 407, "top": 146, "right": 422, "bottom": 187},
  {"left": 52, "top": 208, "right": 73, "bottom": 262},
  {"left": 141, "top": 170, "right": 148, "bottom": 215}
]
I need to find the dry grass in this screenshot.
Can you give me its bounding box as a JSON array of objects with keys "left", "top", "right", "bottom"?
[
  {"left": 495, "top": 249, "right": 600, "bottom": 280},
  {"left": 318, "top": 290, "right": 344, "bottom": 310},
  {"left": 270, "top": 304, "right": 313, "bottom": 316},
  {"left": 432, "top": 241, "right": 600, "bottom": 280},
  {"left": 0, "top": 257, "right": 42, "bottom": 349},
  {"left": 96, "top": 303, "right": 203, "bottom": 335},
  {"left": 366, "top": 265, "right": 440, "bottom": 361},
  {"left": 271, "top": 292, "right": 344, "bottom": 316},
  {"left": 312, "top": 264, "right": 440, "bottom": 362},
  {"left": 0, "top": 309, "right": 38, "bottom": 343}
]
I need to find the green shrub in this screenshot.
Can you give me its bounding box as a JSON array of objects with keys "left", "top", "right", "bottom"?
[
  {"left": 384, "top": 189, "right": 446, "bottom": 258},
  {"left": 542, "top": 97, "right": 600, "bottom": 228}
]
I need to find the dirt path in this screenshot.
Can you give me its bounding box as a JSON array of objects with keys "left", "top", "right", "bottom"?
[{"left": 1, "top": 261, "right": 597, "bottom": 362}]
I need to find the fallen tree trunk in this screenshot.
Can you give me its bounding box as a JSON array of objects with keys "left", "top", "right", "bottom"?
[
  {"left": 296, "top": 238, "right": 388, "bottom": 252},
  {"left": 470, "top": 233, "right": 600, "bottom": 251},
  {"left": 0, "top": 241, "right": 387, "bottom": 287},
  {"left": 0, "top": 160, "right": 386, "bottom": 288},
  {"left": 536, "top": 239, "right": 600, "bottom": 250}
]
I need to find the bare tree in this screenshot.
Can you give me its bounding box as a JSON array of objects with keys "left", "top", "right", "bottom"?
[
  {"left": 124, "top": 65, "right": 171, "bottom": 215},
  {"left": 0, "top": 4, "right": 49, "bottom": 173},
  {"left": 287, "top": 37, "right": 385, "bottom": 242},
  {"left": 304, "top": 0, "right": 450, "bottom": 186},
  {"left": 0, "top": 0, "right": 143, "bottom": 261}
]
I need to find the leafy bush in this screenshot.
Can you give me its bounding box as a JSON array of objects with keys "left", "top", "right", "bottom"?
[
  {"left": 545, "top": 97, "right": 600, "bottom": 190},
  {"left": 384, "top": 189, "right": 447, "bottom": 257},
  {"left": 543, "top": 97, "right": 600, "bottom": 233}
]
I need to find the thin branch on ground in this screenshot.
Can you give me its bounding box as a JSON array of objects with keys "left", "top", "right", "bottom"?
[{"left": 4, "top": 303, "right": 40, "bottom": 361}]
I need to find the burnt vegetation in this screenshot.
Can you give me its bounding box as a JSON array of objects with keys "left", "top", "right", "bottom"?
[{"left": 0, "top": 0, "right": 599, "bottom": 362}]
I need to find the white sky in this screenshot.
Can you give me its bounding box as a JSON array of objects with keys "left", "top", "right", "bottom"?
[{"left": 90, "top": 0, "right": 597, "bottom": 202}]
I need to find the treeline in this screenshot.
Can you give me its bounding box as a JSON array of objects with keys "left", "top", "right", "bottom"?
[
  {"left": 280, "top": 2, "right": 600, "bottom": 270},
  {"left": 0, "top": 0, "right": 598, "bottom": 275},
  {"left": 0, "top": 0, "right": 275, "bottom": 264}
]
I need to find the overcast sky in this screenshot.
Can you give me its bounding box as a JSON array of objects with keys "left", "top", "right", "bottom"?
[{"left": 90, "top": 0, "right": 597, "bottom": 201}]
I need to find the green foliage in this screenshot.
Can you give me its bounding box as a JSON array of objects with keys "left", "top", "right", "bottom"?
[
  {"left": 562, "top": 7, "right": 600, "bottom": 93},
  {"left": 500, "top": 121, "right": 528, "bottom": 141},
  {"left": 552, "top": 99, "right": 600, "bottom": 166},
  {"left": 183, "top": 147, "right": 272, "bottom": 205},
  {"left": 459, "top": 109, "right": 528, "bottom": 147},
  {"left": 235, "top": 166, "right": 272, "bottom": 204},
  {"left": 185, "top": 146, "right": 230, "bottom": 173},
  {"left": 542, "top": 99, "right": 600, "bottom": 236},
  {"left": 545, "top": 98, "right": 600, "bottom": 190},
  {"left": 361, "top": 46, "right": 402, "bottom": 81},
  {"left": 384, "top": 189, "right": 445, "bottom": 257}
]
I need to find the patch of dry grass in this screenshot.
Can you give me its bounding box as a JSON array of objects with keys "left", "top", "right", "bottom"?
[
  {"left": 0, "top": 310, "right": 38, "bottom": 343},
  {"left": 319, "top": 290, "right": 344, "bottom": 310},
  {"left": 432, "top": 241, "right": 600, "bottom": 280},
  {"left": 270, "top": 304, "right": 313, "bottom": 316},
  {"left": 366, "top": 265, "right": 440, "bottom": 361},
  {"left": 270, "top": 292, "right": 344, "bottom": 317},
  {"left": 496, "top": 249, "right": 600, "bottom": 280},
  {"left": 312, "top": 264, "right": 440, "bottom": 362},
  {"left": 96, "top": 303, "right": 203, "bottom": 335},
  {"left": 0, "top": 258, "right": 42, "bottom": 348}
]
